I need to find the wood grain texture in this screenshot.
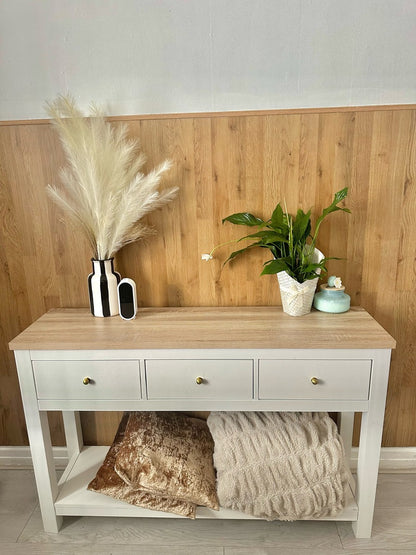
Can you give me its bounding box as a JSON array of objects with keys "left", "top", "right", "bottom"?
[
  {"left": 1, "top": 107, "right": 415, "bottom": 447},
  {"left": 9, "top": 307, "right": 395, "bottom": 351}
]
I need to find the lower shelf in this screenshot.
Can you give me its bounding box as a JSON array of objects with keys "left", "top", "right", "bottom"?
[{"left": 55, "top": 446, "right": 358, "bottom": 521}]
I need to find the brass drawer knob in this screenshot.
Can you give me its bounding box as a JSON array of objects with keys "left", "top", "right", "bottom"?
[
  {"left": 311, "top": 377, "right": 319, "bottom": 385},
  {"left": 83, "top": 377, "right": 91, "bottom": 385},
  {"left": 195, "top": 376, "right": 204, "bottom": 385}
]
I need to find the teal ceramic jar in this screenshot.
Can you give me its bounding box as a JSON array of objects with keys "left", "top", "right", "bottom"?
[{"left": 313, "top": 283, "right": 350, "bottom": 313}]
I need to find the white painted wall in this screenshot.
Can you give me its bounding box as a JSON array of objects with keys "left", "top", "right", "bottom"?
[{"left": 1, "top": 0, "right": 416, "bottom": 120}]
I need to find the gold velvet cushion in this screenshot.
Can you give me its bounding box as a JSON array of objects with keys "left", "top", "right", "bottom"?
[
  {"left": 114, "top": 411, "right": 219, "bottom": 511},
  {"left": 87, "top": 413, "right": 196, "bottom": 518}
]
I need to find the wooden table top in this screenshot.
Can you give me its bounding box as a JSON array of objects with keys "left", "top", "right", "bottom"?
[{"left": 9, "top": 306, "right": 396, "bottom": 351}]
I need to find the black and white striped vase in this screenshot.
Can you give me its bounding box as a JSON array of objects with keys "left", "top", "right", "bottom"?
[{"left": 88, "top": 258, "right": 121, "bottom": 317}]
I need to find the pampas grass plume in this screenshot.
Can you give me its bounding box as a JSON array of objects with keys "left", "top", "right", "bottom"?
[{"left": 46, "top": 94, "right": 178, "bottom": 259}]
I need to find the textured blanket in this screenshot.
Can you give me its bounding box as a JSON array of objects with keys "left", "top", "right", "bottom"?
[{"left": 207, "top": 411, "right": 350, "bottom": 521}]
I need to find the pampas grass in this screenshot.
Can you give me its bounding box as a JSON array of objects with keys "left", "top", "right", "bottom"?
[{"left": 46, "top": 95, "right": 178, "bottom": 260}]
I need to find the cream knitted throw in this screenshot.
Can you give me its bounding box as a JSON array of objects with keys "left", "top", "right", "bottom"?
[{"left": 207, "top": 411, "right": 350, "bottom": 521}]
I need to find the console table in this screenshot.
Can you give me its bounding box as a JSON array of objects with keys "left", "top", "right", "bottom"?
[{"left": 9, "top": 306, "right": 395, "bottom": 538}]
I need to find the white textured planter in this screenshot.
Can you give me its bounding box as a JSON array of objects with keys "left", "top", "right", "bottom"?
[{"left": 277, "top": 249, "right": 324, "bottom": 317}]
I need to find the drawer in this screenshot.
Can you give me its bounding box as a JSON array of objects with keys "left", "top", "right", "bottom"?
[
  {"left": 145, "top": 359, "right": 253, "bottom": 400},
  {"left": 32, "top": 360, "right": 141, "bottom": 400},
  {"left": 258, "top": 359, "right": 371, "bottom": 400}
]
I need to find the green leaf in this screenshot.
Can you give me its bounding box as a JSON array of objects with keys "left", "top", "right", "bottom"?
[
  {"left": 260, "top": 233, "right": 289, "bottom": 245},
  {"left": 333, "top": 187, "right": 349, "bottom": 205},
  {"left": 222, "top": 213, "right": 264, "bottom": 226},
  {"left": 318, "top": 187, "right": 351, "bottom": 222},
  {"left": 236, "top": 230, "right": 285, "bottom": 242},
  {"left": 223, "top": 241, "right": 262, "bottom": 265},
  {"left": 260, "top": 258, "right": 290, "bottom": 275},
  {"left": 312, "top": 187, "right": 350, "bottom": 245},
  {"left": 301, "top": 263, "right": 324, "bottom": 273},
  {"left": 270, "top": 203, "right": 285, "bottom": 229},
  {"left": 292, "top": 209, "right": 311, "bottom": 244}
]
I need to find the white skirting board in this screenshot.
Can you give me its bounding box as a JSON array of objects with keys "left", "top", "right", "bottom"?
[
  {"left": 0, "top": 446, "right": 69, "bottom": 469},
  {"left": 1, "top": 446, "right": 416, "bottom": 472}
]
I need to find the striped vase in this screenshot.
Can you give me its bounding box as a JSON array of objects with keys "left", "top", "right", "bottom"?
[{"left": 88, "top": 258, "right": 121, "bottom": 317}]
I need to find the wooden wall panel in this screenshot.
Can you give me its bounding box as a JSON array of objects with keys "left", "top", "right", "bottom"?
[{"left": 1, "top": 107, "right": 415, "bottom": 447}]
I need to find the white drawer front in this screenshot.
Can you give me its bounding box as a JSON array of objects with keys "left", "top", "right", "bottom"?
[
  {"left": 259, "top": 359, "right": 371, "bottom": 400},
  {"left": 33, "top": 360, "right": 141, "bottom": 400},
  {"left": 145, "top": 359, "right": 253, "bottom": 400}
]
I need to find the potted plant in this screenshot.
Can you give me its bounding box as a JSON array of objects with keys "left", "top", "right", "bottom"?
[
  {"left": 204, "top": 188, "right": 350, "bottom": 316},
  {"left": 46, "top": 95, "right": 178, "bottom": 317}
]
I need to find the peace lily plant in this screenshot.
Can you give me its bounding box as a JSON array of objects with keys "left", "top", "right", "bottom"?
[{"left": 203, "top": 188, "right": 350, "bottom": 316}]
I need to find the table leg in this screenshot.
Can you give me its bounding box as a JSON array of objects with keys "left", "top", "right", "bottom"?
[
  {"left": 352, "top": 349, "right": 391, "bottom": 538},
  {"left": 14, "top": 351, "right": 63, "bottom": 533},
  {"left": 62, "top": 411, "right": 83, "bottom": 461},
  {"left": 338, "top": 412, "right": 354, "bottom": 467}
]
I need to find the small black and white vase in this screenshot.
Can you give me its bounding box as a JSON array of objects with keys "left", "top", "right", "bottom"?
[{"left": 88, "top": 258, "right": 121, "bottom": 317}]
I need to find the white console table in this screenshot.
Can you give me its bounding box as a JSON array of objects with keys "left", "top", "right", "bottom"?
[{"left": 9, "top": 306, "right": 395, "bottom": 538}]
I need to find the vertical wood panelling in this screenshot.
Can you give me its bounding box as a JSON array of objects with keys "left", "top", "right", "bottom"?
[{"left": 1, "top": 108, "right": 415, "bottom": 447}]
